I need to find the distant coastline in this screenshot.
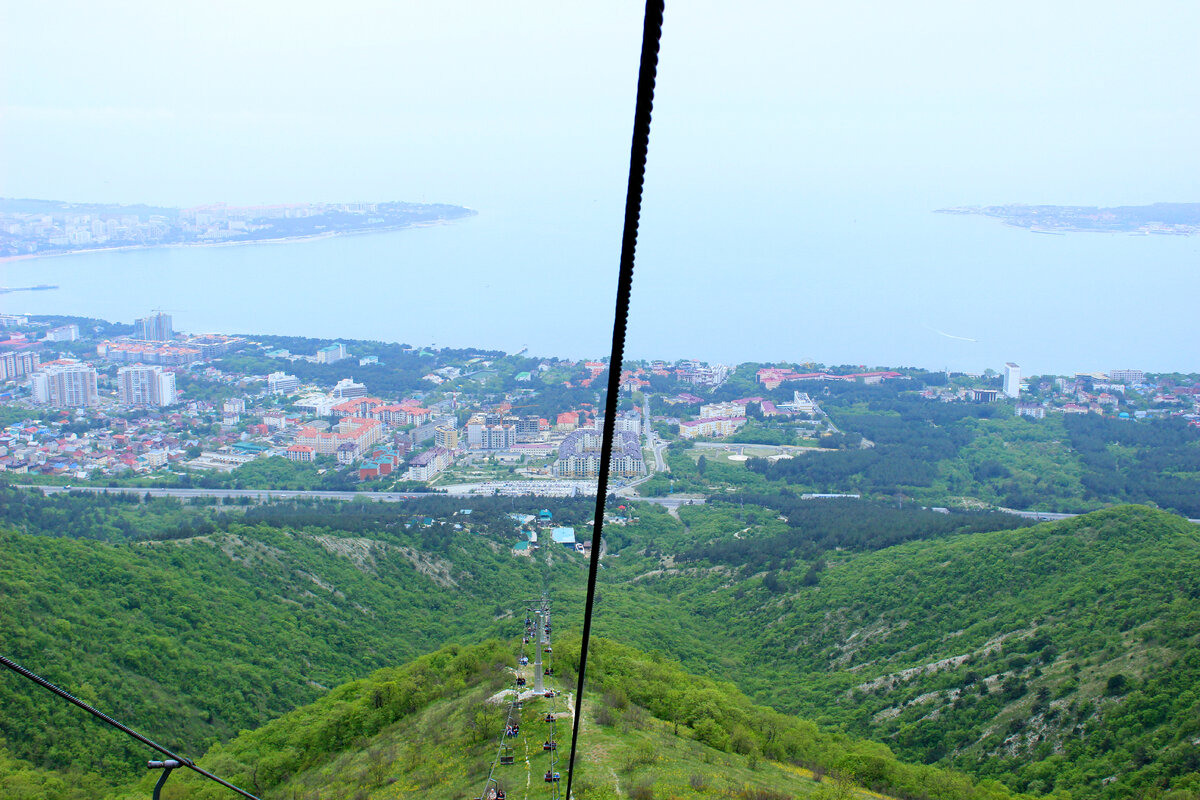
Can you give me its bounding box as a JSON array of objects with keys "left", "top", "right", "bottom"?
[
  {"left": 0, "top": 198, "right": 477, "bottom": 263},
  {"left": 936, "top": 202, "right": 1200, "bottom": 236},
  {"left": 0, "top": 216, "right": 472, "bottom": 265}
]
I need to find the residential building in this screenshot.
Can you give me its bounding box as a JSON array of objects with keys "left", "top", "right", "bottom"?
[
  {"left": 782, "top": 391, "right": 817, "bottom": 415},
  {"left": 30, "top": 360, "right": 99, "bottom": 407},
  {"left": 614, "top": 411, "right": 642, "bottom": 436},
  {"left": 1003, "top": 362, "right": 1021, "bottom": 399},
  {"left": 756, "top": 367, "right": 904, "bottom": 389},
  {"left": 267, "top": 371, "right": 301, "bottom": 394},
  {"left": 676, "top": 361, "right": 730, "bottom": 387},
  {"left": 134, "top": 312, "right": 173, "bottom": 341},
  {"left": 332, "top": 397, "right": 383, "bottom": 418},
  {"left": 294, "top": 416, "right": 383, "bottom": 459},
  {"left": 371, "top": 403, "right": 433, "bottom": 427},
  {"left": 181, "top": 334, "right": 244, "bottom": 359},
  {"left": 294, "top": 393, "right": 335, "bottom": 417},
  {"left": 550, "top": 527, "right": 577, "bottom": 548},
  {"left": 514, "top": 416, "right": 543, "bottom": 442},
  {"left": 678, "top": 416, "right": 746, "bottom": 440},
  {"left": 0, "top": 350, "right": 39, "bottom": 381},
  {"left": 700, "top": 401, "right": 744, "bottom": 419},
  {"left": 405, "top": 446, "right": 453, "bottom": 481},
  {"left": 465, "top": 413, "right": 517, "bottom": 450},
  {"left": 331, "top": 377, "right": 367, "bottom": 398},
  {"left": 286, "top": 445, "right": 315, "bottom": 463},
  {"left": 44, "top": 324, "right": 79, "bottom": 342},
  {"left": 435, "top": 425, "right": 459, "bottom": 450},
  {"left": 97, "top": 341, "right": 200, "bottom": 366},
  {"left": 358, "top": 444, "right": 402, "bottom": 480},
  {"left": 117, "top": 364, "right": 177, "bottom": 407},
  {"left": 480, "top": 423, "right": 516, "bottom": 450},
  {"left": 553, "top": 429, "right": 645, "bottom": 478},
  {"left": 1109, "top": 369, "right": 1145, "bottom": 384},
  {"left": 316, "top": 342, "right": 349, "bottom": 364}
]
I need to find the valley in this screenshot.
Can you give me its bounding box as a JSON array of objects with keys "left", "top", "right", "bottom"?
[{"left": 2, "top": 485, "right": 1199, "bottom": 798}]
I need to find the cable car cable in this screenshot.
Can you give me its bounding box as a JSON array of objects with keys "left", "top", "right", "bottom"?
[
  {"left": 0, "top": 653, "right": 261, "bottom": 799},
  {"left": 566, "top": 3, "right": 664, "bottom": 799}
]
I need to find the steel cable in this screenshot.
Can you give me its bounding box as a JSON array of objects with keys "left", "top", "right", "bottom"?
[{"left": 566, "top": 2, "right": 665, "bottom": 799}]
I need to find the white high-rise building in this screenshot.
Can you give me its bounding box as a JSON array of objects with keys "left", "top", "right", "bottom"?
[
  {"left": 0, "top": 350, "right": 39, "bottom": 380},
  {"left": 31, "top": 361, "right": 99, "bottom": 407},
  {"left": 1109, "top": 369, "right": 1145, "bottom": 385},
  {"left": 267, "top": 371, "right": 301, "bottom": 394},
  {"left": 1003, "top": 362, "right": 1021, "bottom": 399},
  {"left": 117, "top": 364, "right": 177, "bottom": 407},
  {"left": 134, "top": 312, "right": 173, "bottom": 341}
]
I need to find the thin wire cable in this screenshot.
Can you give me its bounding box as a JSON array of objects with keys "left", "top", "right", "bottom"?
[
  {"left": 565, "top": 2, "right": 664, "bottom": 798},
  {"left": 0, "top": 654, "right": 261, "bottom": 800}
]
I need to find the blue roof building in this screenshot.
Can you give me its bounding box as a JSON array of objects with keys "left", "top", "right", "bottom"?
[{"left": 551, "top": 527, "right": 576, "bottom": 547}]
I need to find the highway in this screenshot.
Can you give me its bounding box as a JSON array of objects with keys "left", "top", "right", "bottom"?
[
  {"left": 25, "top": 485, "right": 427, "bottom": 503},
  {"left": 21, "top": 483, "right": 706, "bottom": 512},
  {"left": 687, "top": 441, "right": 821, "bottom": 454},
  {"left": 20, "top": 487, "right": 1190, "bottom": 524}
]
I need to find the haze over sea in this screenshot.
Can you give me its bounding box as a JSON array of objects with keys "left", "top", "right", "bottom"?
[{"left": 3, "top": 3, "right": 1198, "bottom": 376}]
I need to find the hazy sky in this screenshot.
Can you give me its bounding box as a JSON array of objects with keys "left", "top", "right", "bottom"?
[
  {"left": 5, "top": 1, "right": 1197, "bottom": 205},
  {"left": 3, "top": 2, "right": 1198, "bottom": 371}
]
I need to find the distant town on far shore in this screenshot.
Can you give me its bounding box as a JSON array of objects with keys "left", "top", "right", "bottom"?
[{"left": 0, "top": 197, "right": 476, "bottom": 261}]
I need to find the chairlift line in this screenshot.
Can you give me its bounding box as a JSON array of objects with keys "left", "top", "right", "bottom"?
[{"left": 476, "top": 592, "right": 562, "bottom": 800}]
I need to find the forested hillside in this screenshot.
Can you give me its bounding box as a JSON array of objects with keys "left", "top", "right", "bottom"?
[
  {"left": 5, "top": 487, "right": 1200, "bottom": 798},
  {"left": 678, "top": 382, "right": 1200, "bottom": 517},
  {"left": 0, "top": 489, "right": 596, "bottom": 787},
  {"left": 597, "top": 503, "right": 1200, "bottom": 798},
  {"left": 8, "top": 638, "right": 1039, "bottom": 800}
]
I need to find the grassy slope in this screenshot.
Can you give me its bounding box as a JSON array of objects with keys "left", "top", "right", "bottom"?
[{"left": 99, "top": 638, "right": 1033, "bottom": 800}]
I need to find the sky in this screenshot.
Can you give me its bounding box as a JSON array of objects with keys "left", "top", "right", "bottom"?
[{"left": 2, "top": 1, "right": 1198, "bottom": 372}]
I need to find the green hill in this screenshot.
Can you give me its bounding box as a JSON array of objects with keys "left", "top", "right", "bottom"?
[
  {"left": 5, "top": 487, "right": 1200, "bottom": 798},
  {"left": 596, "top": 504, "right": 1200, "bottom": 798},
  {"left": 0, "top": 491, "right": 586, "bottom": 786},
  {"left": 12, "top": 638, "right": 1032, "bottom": 800}
]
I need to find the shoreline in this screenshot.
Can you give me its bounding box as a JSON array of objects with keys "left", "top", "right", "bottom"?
[{"left": 0, "top": 216, "right": 474, "bottom": 265}]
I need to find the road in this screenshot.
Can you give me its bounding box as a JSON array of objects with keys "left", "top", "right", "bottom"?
[
  {"left": 22, "top": 486, "right": 1191, "bottom": 524},
  {"left": 643, "top": 393, "right": 668, "bottom": 473},
  {"left": 24, "top": 485, "right": 427, "bottom": 502},
  {"left": 687, "top": 441, "right": 821, "bottom": 454},
  {"left": 999, "top": 507, "right": 1200, "bottom": 524}
]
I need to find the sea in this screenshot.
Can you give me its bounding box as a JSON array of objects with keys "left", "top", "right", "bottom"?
[{"left": 2, "top": 195, "right": 1197, "bottom": 377}]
